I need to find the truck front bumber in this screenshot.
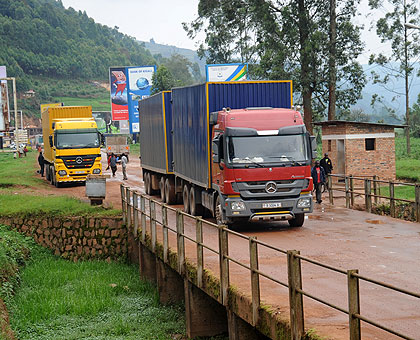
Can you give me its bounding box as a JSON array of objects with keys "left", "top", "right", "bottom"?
[
  {"left": 55, "top": 154, "right": 102, "bottom": 182},
  {"left": 222, "top": 193, "right": 313, "bottom": 221}
]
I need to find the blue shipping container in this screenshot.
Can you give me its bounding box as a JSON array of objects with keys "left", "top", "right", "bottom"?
[
  {"left": 172, "top": 81, "right": 292, "bottom": 188},
  {"left": 139, "top": 91, "right": 173, "bottom": 174}
]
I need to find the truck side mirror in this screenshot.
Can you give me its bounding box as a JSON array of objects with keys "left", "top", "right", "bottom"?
[
  {"left": 310, "top": 135, "right": 317, "bottom": 159},
  {"left": 49, "top": 135, "right": 53, "bottom": 147},
  {"left": 212, "top": 138, "right": 220, "bottom": 163}
]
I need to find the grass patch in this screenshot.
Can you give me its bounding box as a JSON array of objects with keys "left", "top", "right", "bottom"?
[
  {"left": 378, "top": 184, "right": 416, "bottom": 201},
  {"left": 53, "top": 96, "right": 110, "bottom": 111},
  {"left": 0, "top": 151, "right": 119, "bottom": 217},
  {"left": 2, "top": 227, "right": 185, "bottom": 340}
]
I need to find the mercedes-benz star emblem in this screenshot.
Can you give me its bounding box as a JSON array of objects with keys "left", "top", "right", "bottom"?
[
  {"left": 75, "top": 157, "right": 83, "bottom": 164},
  {"left": 265, "top": 181, "right": 277, "bottom": 194}
]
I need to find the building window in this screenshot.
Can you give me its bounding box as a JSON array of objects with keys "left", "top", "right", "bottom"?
[
  {"left": 328, "top": 140, "right": 332, "bottom": 152},
  {"left": 365, "top": 138, "right": 375, "bottom": 151}
]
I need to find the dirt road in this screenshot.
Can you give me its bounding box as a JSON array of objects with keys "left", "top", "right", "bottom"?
[{"left": 33, "top": 152, "right": 420, "bottom": 340}]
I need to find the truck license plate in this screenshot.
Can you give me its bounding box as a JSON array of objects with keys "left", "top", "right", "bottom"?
[
  {"left": 262, "top": 202, "right": 282, "bottom": 208},
  {"left": 75, "top": 171, "right": 85, "bottom": 174}
]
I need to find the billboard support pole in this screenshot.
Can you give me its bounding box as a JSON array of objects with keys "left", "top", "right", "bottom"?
[{"left": 0, "top": 77, "right": 17, "bottom": 143}]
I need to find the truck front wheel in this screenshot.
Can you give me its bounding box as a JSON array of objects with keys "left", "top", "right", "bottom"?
[
  {"left": 144, "top": 172, "right": 151, "bottom": 195},
  {"left": 288, "top": 213, "right": 305, "bottom": 227},
  {"left": 215, "top": 196, "right": 224, "bottom": 225}
]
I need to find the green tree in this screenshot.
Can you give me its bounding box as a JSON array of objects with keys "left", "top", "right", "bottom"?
[
  {"left": 185, "top": 0, "right": 365, "bottom": 133},
  {"left": 151, "top": 65, "right": 176, "bottom": 94},
  {"left": 368, "top": 0, "right": 420, "bottom": 154},
  {"left": 410, "top": 93, "right": 420, "bottom": 137}
]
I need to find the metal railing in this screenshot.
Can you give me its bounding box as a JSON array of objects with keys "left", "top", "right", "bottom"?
[
  {"left": 327, "top": 174, "right": 420, "bottom": 222},
  {"left": 121, "top": 184, "right": 420, "bottom": 340}
]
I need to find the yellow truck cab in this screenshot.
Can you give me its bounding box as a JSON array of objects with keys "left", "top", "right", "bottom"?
[{"left": 42, "top": 106, "right": 102, "bottom": 187}]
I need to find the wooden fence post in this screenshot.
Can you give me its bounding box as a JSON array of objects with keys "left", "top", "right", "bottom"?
[
  {"left": 415, "top": 184, "right": 420, "bottom": 223},
  {"left": 373, "top": 175, "right": 378, "bottom": 205},
  {"left": 176, "top": 210, "right": 185, "bottom": 275},
  {"left": 345, "top": 176, "right": 350, "bottom": 209},
  {"left": 328, "top": 175, "right": 334, "bottom": 205},
  {"left": 364, "top": 179, "right": 372, "bottom": 213},
  {"left": 196, "top": 218, "right": 203, "bottom": 288},
  {"left": 140, "top": 196, "right": 146, "bottom": 243},
  {"left": 389, "top": 182, "right": 395, "bottom": 218},
  {"left": 348, "top": 269, "right": 361, "bottom": 340},
  {"left": 219, "top": 225, "right": 229, "bottom": 306},
  {"left": 287, "top": 250, "right": 304, "bottom": 340},
  {"left": 133, "top": 191, "right": 139, "bottom": 237},
  {"left": 350, "top": 175, "right": 354, "bottom": 207},
  {"left": 120, "top": 184, "right": 126, "bottom": 223},
  {"left": 162, "top": 205, "right": 169, "bottom": 263},
  {"left": 250, "top": 237, "right": 260, "bottom": 326},
  {"left": 125, "top": 187, "right": 132, "bottom": 228},
  {"left": 150, "top": 200, "right": 156, "bottom": 253}
]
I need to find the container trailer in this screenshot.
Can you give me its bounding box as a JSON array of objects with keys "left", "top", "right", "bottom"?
[{"left": 139, "top": 81, "right": 317, "bottom": 227}]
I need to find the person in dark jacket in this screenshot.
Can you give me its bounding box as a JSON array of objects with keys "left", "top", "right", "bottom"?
[
  {"left": 311, "top": 160, "right": 326, "bottom": 204},
  {"left": 38, "top": 151, "right": 44, "bottom": 177},
  {"left": 320, "top": 153, "right": 333, "bottom": 190},
  {"left": 110, "top": 153, "right": 117, "bottom": 177}
]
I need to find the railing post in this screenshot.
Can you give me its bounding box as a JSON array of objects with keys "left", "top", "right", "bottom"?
[
  {"left": 328, "top": 175, "right": 334, "bottom": 205},
  {"left": 345, "top": 176, "right": 350, "bottom": 209},
  {"left": 287, "top": 250, "right": 304, "bottom": 340},
  {"left": 176, "top": 210, "right": 185, "bottom": 275},
  {"left": 150, "top": 200, "right": 156, "bottom": 253},
  {"left": 125, "top": 187, "right": 132, "bottom": 228},
  {"left": 364, "top": 179, "right": 372, "bottom": 213},
  {"left": 250, "top": 237, "right": 260, "bottom": 326},
  {"left": 196, "top": 218, "right": 203, "bottom": 288},
  {"left": 140, "top": 196, "right": 146, "bottom": 243},
  {"left": 415, "top": 184, "right": 420, "bottom": 223},
  {"left": 348, "top": 269, "right": 361, "bottom": 340},
  {"left": 219, "top": 225, "right": 229, "bottom": 306},
  {"left": 350, "top": 175, "right": 354, "bottom": 207},
  {"left": 120, "top": 184, "right": 126, "bottom": 223},
  {"left": 389, "top": 182, "right": 395, "bottom": 218},
  {"left": 162, "top": 205, "right": 169, "bottom": 263},
  {"left": 133, "top": 191, "right": 139, "bottom": 237},
  {"left": 373, "top": 176, "right": 378, "bottom": 205}
]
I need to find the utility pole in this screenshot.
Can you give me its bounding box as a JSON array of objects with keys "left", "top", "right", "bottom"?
[{"left": 403, "top": 0, "right": 411, "bottom": 154}]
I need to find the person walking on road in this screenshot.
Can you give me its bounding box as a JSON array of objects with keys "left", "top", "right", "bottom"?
[
  {"left": 121, "top": 153, "right": 128, "bottom": 180},
  {"left": 38, "top": 151, "right": 45, "bottom": 177},
  {"left": 311, "top": 160, "right": 326, "bottom": 204},
  {"left": 110, "top": 153, "right": 117, "bottom": 177}
]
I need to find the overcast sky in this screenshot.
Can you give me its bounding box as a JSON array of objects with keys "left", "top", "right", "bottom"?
[{"left": 60, "top": 0, "right": 405, "bottom": 64}]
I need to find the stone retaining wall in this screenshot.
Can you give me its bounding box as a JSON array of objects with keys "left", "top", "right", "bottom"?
[{"left": 0, "top": 216, "right": 127, "bottom": 262}]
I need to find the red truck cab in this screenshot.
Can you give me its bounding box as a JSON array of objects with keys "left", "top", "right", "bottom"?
[{"left": 211, "top": 107, "right": 315, "bottom": 227}]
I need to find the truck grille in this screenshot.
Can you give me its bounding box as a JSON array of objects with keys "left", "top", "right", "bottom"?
[
  {"left": 236, "top": 179, "right": 304, "bottom": 199},
  {"left": 58, "top": 154, "right": 100, "bottom": 169}
]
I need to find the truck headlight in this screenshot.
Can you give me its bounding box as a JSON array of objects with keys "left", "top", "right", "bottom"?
[
  {"left": 297, "top": 197, "right": 311, "bottom": 208},
  {"left": 231, "top": 201, "right": 245, "bottom": 211},
  {"left": 93, "top": 168, "right": 101, "bottom": 174},
  {"left": 58, "top": 170, "right": 67, "bottom": 176}
]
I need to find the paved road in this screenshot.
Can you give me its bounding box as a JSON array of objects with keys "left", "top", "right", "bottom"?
[{"left": 66, "top": 152, "right": 420, "bottom": 339}]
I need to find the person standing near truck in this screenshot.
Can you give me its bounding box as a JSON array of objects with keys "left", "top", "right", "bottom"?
[
  {"left": 121, "top": 153, "right": 128, "bottom": 180},
  {"left": 110, "top": 153, "right": 117, "bottom": 177},
  {"left": 320, "top": 153, "right": 333, "bottom": 190},
  {"left": 38, "top": 150, "right": 45, "bottom": 177},
  {"left": 311, "top": 160, "right": 326, "bottom": 204}
]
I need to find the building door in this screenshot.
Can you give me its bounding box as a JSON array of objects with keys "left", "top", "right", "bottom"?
[{"left": 336, "top": 139, "right": 345, "bottom": 174}]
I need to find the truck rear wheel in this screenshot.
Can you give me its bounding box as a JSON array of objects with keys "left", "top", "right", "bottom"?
[
  {"left": 45, "top": 165, "right": 51, "bottom": 181},
  {"left": 159, "top": 177, "right": 166, "bottom": 202},
  {"left": 183, "top": 184, "right": 190, "bottom": 214},
  {"left": 189, "top": 186, "right": 203, "bottom": 216},
  {"left": 288, "top": 213, "right": 304, "bottom": 227},
  {"left": 165, "top": 178, "right": 176, "bottom": 205}
]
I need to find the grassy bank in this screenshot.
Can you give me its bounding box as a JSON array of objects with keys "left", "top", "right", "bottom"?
[
  {"left": 0, "top": 225, "right": 186, "bottom": 340},
  {"left": 0, "top": 151, "right": 118, "bottom": 217}
]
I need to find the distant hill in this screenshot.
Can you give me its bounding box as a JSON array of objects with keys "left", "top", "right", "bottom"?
[{"left": 140, "top": 39, "right": 206, "bottom": 74}]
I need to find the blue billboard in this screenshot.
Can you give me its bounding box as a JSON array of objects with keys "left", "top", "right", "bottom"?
[{"left": 126, "top": 65, "right": 156, "bottom": 133}]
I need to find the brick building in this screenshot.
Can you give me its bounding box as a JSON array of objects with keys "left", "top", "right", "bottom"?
[{"left": 314, "top": 121, "right": 403, "bottom": 181}]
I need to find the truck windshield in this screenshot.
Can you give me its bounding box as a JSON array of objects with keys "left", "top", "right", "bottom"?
[
  {"left": 55, "top": 129, "right": 100, "bottom": 149},
  {"left": 227, "top": 134, "right": 309, "bottom": 165}
]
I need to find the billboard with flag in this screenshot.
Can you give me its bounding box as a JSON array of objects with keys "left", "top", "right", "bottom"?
[{"left": 206, "top": 63, "right": 248, "bottom": 82}]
